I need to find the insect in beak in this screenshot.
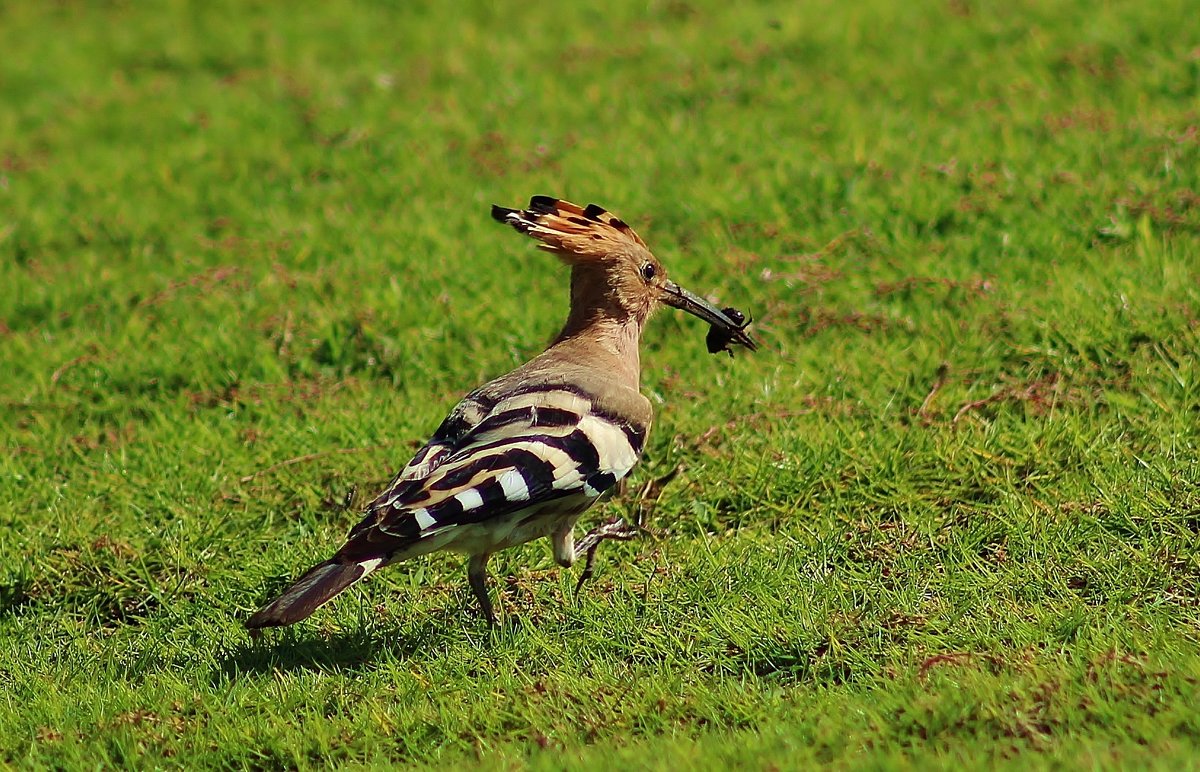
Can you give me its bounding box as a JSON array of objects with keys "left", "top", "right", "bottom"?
[
  {"left": 660, "top": 281, "right": 757, "bottom": 353},
  {"left": 705, "top": 306, "right": 754, "bottom": 357}
]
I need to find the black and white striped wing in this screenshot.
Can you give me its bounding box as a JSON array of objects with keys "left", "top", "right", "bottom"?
[
  {"left": 356, "top": 389, "right": 496, "bottom": 532},
  {"left": 247, "top": 386, "right": 646, "bottom": 629},
  {"left": 347, "top": 386, "right": 646, "bottom": 551}
]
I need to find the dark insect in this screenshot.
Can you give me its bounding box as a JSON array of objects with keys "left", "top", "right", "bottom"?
[{"left": 706, "top": 306, "right": 751, "bottom": 356}]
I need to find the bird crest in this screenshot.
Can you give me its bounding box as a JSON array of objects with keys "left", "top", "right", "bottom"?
[
  {"left": 491, "top": 195, "right": 649, "bottom": 262},
  {"left": 492, "top": 196, "right": 668, "bottom": 328}
]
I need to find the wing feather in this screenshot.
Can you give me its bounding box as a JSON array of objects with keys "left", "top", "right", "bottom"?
[{"left": 341, "top": 384, "right": 645, "bottom": 557}]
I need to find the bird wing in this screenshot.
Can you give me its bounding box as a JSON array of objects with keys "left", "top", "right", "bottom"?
[
  {"left": 360, "top": 388, "right": 495, "bottom": 520},
  {"left": 339, "top": 383, "right": 647, "bottom": 561}
]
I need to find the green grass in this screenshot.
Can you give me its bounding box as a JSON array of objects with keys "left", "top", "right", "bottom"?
[{"left": 3, "top": 0, "right": 1199, "bottom": 767}]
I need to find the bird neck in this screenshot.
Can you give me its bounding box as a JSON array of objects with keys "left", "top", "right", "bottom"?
[{"left": 550, "top": 265, "right": 646, "bottom": 389}]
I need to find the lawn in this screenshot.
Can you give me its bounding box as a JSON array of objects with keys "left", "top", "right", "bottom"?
[{"left": 2, "top": 0, "right": 1199, "bottom": 767}]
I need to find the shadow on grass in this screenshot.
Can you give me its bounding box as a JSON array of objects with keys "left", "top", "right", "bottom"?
[
  {"left": 0, "top": 579, "right": 35, "bottom": 618},
  {"left": 213, "top": 616, "right": 474, "bottom": 680}
]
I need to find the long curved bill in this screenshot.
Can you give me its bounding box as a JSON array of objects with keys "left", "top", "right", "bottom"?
[{"left": 661, "top": 281, "right": 757, "bottom": 352}]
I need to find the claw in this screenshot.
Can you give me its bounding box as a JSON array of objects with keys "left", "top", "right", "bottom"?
[{"left": 572, "top": 516, "right": 641, "bottom": 594}]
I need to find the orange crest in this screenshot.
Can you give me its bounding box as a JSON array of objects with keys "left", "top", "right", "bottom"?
[{"left": 491, "top": 196, "right": 649, "bottom": 263}]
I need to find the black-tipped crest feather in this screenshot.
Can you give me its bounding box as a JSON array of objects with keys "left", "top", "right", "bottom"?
[
  {"left": 490, "top": 204, "right": 517, "bottom": 222},
  {"left": 528, "top": 195, "right": 559, "bottom": 213},
  {"left": 490, "top": 196, "right": 649, "bottom": 255}
]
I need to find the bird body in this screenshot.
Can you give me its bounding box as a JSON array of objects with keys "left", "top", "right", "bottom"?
[{"left": 246, "top": 196, "right": 754, "bottom": 630}]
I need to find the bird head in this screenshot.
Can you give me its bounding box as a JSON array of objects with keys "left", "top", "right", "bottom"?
[{"left": 492, "top": 196, "right": 756, "bottom": 351}]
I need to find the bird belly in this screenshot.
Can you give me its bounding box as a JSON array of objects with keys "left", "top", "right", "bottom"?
[{"left": 440, "top": 495, "right": 595, "bottom": 555}]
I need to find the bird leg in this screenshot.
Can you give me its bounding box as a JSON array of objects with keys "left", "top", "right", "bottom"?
[
  {"left": 467, "top": 553, "right": 498, "bottom": 628},
  {"left": 572, "top": 515, "right": 641, "bottom": 595}
]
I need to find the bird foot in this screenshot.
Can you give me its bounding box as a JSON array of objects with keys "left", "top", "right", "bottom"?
[{"left": 573, "top": 516, "right": 642, "bottom": 595}]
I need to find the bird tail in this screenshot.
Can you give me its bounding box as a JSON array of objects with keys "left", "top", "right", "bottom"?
[
  {"left": 491, "top": 195, "right": 647, "bottom": 259},
  {"left": 245, "top": 556, "right": 383, "bottom": 629}
]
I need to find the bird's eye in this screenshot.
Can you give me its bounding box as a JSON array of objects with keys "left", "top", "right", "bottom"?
[{"left": 640, "top": 263, "right": 657, "bottom": 281}]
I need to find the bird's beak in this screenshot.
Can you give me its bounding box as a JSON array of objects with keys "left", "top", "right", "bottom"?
[{"left": 661, "top": 281, "right": 757, "bottom": 351}]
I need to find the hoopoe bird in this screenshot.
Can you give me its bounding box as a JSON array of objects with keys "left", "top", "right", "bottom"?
[{"left": 246, "top": 196, "right": 756, "bottom": 630}]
